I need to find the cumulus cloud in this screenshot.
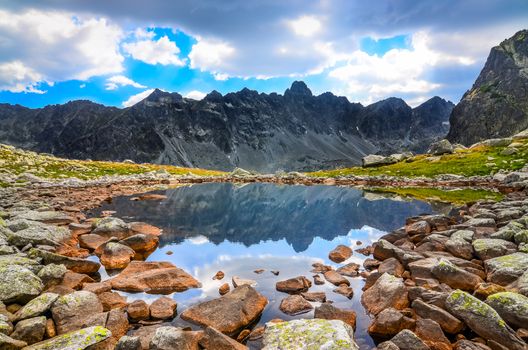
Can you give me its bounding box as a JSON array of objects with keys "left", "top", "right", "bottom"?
[
  {"left": 105, "top": 75, "right": 146, "bottom": 90},
  {"left": 188, "top": 38, "right": 235, "bottom": 78},
  {"left": 184, "top": 90, "right": 206, "bottom": 100},
  {"left": 123, "top": 35, "right": 185, "bottom": 65},
  {"left": 122, "top": 88, "right": 154, "bottom": 107},
  {"left": 0, "top": 9, "right": 124, "bottom": 93},
  {"left": 288, "top": 16, "right": 322, "bottom": 37}
]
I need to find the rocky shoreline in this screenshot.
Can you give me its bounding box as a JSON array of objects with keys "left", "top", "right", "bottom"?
[{"left": 0, "top": 170, "right": 527, "bottom": 349}]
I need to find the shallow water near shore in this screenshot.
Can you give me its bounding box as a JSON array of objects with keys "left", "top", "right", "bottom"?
[{"left": 91, "top": 182, "right": 446, "bottom": 349}]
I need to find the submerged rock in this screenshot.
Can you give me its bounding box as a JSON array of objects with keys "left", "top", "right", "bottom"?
[
  {"left": 275, "top": 276, "right": 311, "bottom": 294},
  {"left": 262, "top": 319, "right": 359, "bottom": 350},
  {"left": 279, "top": 295, "right": 313, "bottom": 315}
]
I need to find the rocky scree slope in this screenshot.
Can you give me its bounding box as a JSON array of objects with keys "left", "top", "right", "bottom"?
[
  {"left": 0, "top": 82, "right": 453, "bottom": 172},
  {"left": 448, "top": 29, "right": 528, "bottom": 145}
]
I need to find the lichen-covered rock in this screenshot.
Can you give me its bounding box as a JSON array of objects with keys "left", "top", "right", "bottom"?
[
  {"left": 36, "top": 264, "right": 67, "bottom": 287},
  {"left": 472, "top": 239, "right": 517, "bottom": 260},
  {"left": 518, "top": 270, "right": 528, "bottom": 297},
  {"left": 10, "top": 316, "right": 46, "bottom": 345},
  {"left": 432, "top": 258, "right": 483, "bottom": 291},
  {"left": 92, "top": 217, "right": 130, "bottom": 239},
  {"left": 428, "top": 139, "right": 454, "bottom": 155},
  {"left": 149, "top": 326, "right": 202, "bottom": 350},
  {"left": 0, "top": 332, "right": 26, "bottom": 349},
  {"left": 5, "top": 219, "right": 70, "bottom": 247},
  {"left": 362, "top": 155, "right": 397, "bottom": 167},
  {"left": 484, "top": 252, "right": 528, "bottom": 285},
  {"left": 0, "top": 314, "right": 12, "bottom": 335},
  {"left": 515, "top": 229, "right": 528, "bottom": 244},
  {"left": 22, "top": 325, "right": 111, "bottom": 350},
  {"left": 0, "top": 254, "right": 42, "bottom": 274},
  {"left": 10, "top": 210, "right": 73, "bottom": 225},
  {"left": 390, "top": 329, "right": 430, "bottom": 350},
  {"left": 485, "top": 292, "right": 528, "bottom": 329},
  {"left": 445, "top": 290, "right": 525, "bottom": 350},
  {"left": 115, "top": 335, "right": 142, "bottom": 350},
  {"left": 28, "top": 248, "right": 100, "bottom": 274},
  {"left": 361, "top": 273, "right": 409, "bottom": 316},
  {"left": 13, "top": 292, "right": 59, "bottom": 321},
  {"left": 445, "top": 231, "right": 474, "bottom": 260},
  {"left": 262, "top": 319, "right": 359, "bottom": 350},
  {"left": 0, "top": 265, "right": 43, "bottom": 303},
  {"left": 51, "top": 290, "right": 104, "bottom": 334}
]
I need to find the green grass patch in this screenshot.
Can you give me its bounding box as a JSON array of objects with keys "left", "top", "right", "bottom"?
[
  {"left": 308, "top": 140, "right": 528, "bottom": 179},
  {"left": 367, "top": 187, "right": 504, "bottom": 205},
  {"left": 0, "top": 144, "right": 225, "bottom": 181}
]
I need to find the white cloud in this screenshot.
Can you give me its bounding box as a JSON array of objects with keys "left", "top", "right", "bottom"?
[
  {"left": 184, "top": 90, "right": 206, "bottom": 100},
  {"left": 105, "top": 75, "right": 146, "bottom": 90},
  {"left": 79, "top": 83, "right": 86, "bottom": 89},
  {"left": 288, "top": 16, "right": 322, "bottom": 37},
  {"left": 0, "top": 9, "right": 124, "bottom": 93},
  {"left": 123, "top": 35, "right": 185, "bottom": 65},
  {"left": 122, "top": 88, "right": 154, "bottom": 107},
  {"left": 188, "top": 38, "right": 235, "bottom": 76}
]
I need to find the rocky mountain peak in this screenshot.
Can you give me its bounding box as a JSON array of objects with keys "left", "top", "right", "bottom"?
[
  {"left": 447, "top": 29, "right": 528, "bottom": 145},
  {"left": 284, "top": 81, "right": 313, "bottom": 98},
  {"left": 144, "top": 89, "right": 183, "bottom": 105}
]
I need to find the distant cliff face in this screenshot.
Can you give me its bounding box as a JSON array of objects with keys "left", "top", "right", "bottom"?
[
  {"left": 0, "top": 82, "right": 453, "bottom": 172},
  {"left": 447, "top": 29, "right": 528, "bottom": 145}
]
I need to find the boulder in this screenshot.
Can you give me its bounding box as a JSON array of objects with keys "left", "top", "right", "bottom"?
[
  {"left": 150, "top": 296, "right": 177, "bottom": 320},
  {"left": 262, "top": 319, "right": 358, "bottom": 350},
  {"left": 323, "top": 270, "right": 349, "bottom": 286},
  {"left": 333, "top": 285, "right": 354, "bottom": 299},
  {"left": 484, "top": 253, "right": 528, "bottom": 285},
  {"left": 13, "top": 293, "right": 59, "bottom": 321},
  {"left": 431, "top": 259, "right": 483, "bottom": 291},
  {"left": 98, "top": 291, "right": 128, "bottom": 311},
  {"left": 0, "top": 314, "right": 12, "bottom": 335},
  {"left": 367, "top": 308, "right": 415, "bottom": 337},
  {"left": 149, "top": 326, "right": 202, "bottom": 350},
  {"left": 51, "top": 290, "right": 104, "bottom": 334},
  {"left": 411, "top": 299, "right": 464, "bottom": 334},
  {"left": 378, "top": 258, "right": 404, "bottom": 277},
  {"left": 181, "top": 285, "right": 267, "bottom": 336},
  {"left": 11, "top": 210, "right": 73, "bottom": 225},
  {"left": 313, "top": 303, "right": 356, "bottom": 329},
  {"left": 485, "top": 292, "right": 528, "bottom": 329},
  {"left": 328, "top": 245, "right": 352, "bottom": 263},
  {"left": 472, "top": 239, "right": 518, "bottom": 260},
  {"left": 445, "top": 231, "right": 474, "bottom": 260},
  {"left": 110, "top": 261, "right": 201, "bottom": 294},
  {"left": 115, "top": 336, "right": 142, "bottom": 350},
  {"left": 406, "top": 220, "right": 431, "bottom": 235},
  {"left": 275, "top": 276, "right": 311, "bottom": 294},
  {"left": 92, "top": 217, "right": 130, "bottom": 239},
  {"left": 100, "top": 242, "right": 135, "bottom": 269},
  {"left": 28, "top": 248, "right": 100, "bottom": 274},
  {"left": 78, "top": 234, "right": 107, "bottom": 251},
  {"left": 336, "top": 263, "right": 360, "bottom": 277},
  {"left": 121, "top": 234, "right": 159, "bottom": 253},
  {"left": 445, "top": 290, "right": 525, "bottom": 350},
  {"left": 0, "top": 333, "right": 27, "bottom": 349},
  {"left": 362, "top": 154, "right": 397, "bottom": 167},
  {"left": 518, "top": 270, "right": 528, "bottom": 297},
  {"left": 428, "top": 139, "right": 454, "bottom": 155},
  {"left": 129, "top": 222, "right": 162, "bottom": 236},
  {"left": 361, "top": 273, "right": 409, "bottom": 316},
  {"left": 515, "top": 230, "right": 528, "bottom": 245},
  {"left": 127, "top": 300, "right": 149, "bottom": 321},
  {"left": 279, "top": 295, "right": 313, "bottom": 315},
  {"left": 231, "top": 276, "right": 257, "bottom": 288},
  {"left": 0, "top": 265, "right": 43, "bottom": 303},
  {"left": 199, "top": 326, "right": 247, "bottom": 350},
  {"left": 22, "top": 325, "right": 111, "bottom": 350},
  {"left": 5, "top": 220, "right": 70, "bottom": 247},
  {"left": 415, "top": 319, "right": 451, "bottom": 350},
  {"left": 10, "top": 316, "right": 46, "bottom": 345},
  {"left": 390, "top": 329, "right": 430, "bottom": 350},
  {"left": 37, "top": 264, "right": 67, "bottom": 287}
]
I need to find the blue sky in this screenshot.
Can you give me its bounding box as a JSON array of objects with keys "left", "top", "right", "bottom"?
[{"left": 0, "top": 0, "right": 527, "bottom": 108}]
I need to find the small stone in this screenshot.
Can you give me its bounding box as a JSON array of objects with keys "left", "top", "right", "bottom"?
[
  {"left": 213, "top": 271, "right": 224, "bottom": 280},
  {"left": 150, "top": 297, "right": 177, "bottom": 320},
  {"left": 232, "top": 276, "right": 256, "bottom": 288},
  {"left": 329, "top": 245, "right": 352, "bottom": 263},
  {"left": 301, "top": 292, "right": 326, "bottom": 302},
  {"left": 10, "top": 316, "right": 46, "bottom": 345},
  {"left": 275, "top": 276, "right": 311, "bottom": 294},
  {"left": 127, "top": 300, "right": 149, "bottom": 321},
  {"left": 279, "top": 295, "right": 313, "bottom": 315},
  {"left": 313, "top": 274, "right": 324, "bottom": 285},
  {"left": 219, "top": 283, "right": 230, "bottom": 295},
  {"left": 333, "top": 284, "right": 354, "bottom": 299},
  {"left": 323, "top": 270, "right": 350, "bottom": 286}
]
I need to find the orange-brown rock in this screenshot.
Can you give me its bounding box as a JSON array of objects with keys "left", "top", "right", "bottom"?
[
  {"left": 415, "top": 318, "right": 452, "bottom": 350},
  {"left": 219, "top": 283, "right": 230, "bottom": 295},
  {"left": 275, "top": 276, "right": 312, "bottom": 294},
  {"left": 323, "top": 270, "right": 350, "bottom": 286},
  {"left": 367, "top": 307, "right": 415, "bottom": 337},
  {"left": 181, "top": 285, "right": 267, "bottom": 337},
  {"left": 121, "top": 234, "right": 159, "bottom": 254},
  {"left": 110, "top": 261, "right": 201, "bottom": 294},
  {"left": 129, "top": 222, "right": 162, "bottom": 236},
  {"left": 127, "top": 300, "right": 150, "bottom": 321},
  {"left": 60, "top": 271, "right": 95, "bottom": 290},
  {"left": 314, "top": 303, "right": 356, "bottom": 329},
  {"left": 328, "top": 245, "right": 352, "bottom": 263},
  {"left": 78, "top": 234, "right": 107, "bottom": 251},
  {"left": 98, "top": 291, "right": 128, "bottom": 311},
  {"left": 82, "top": 281, "right": 112, "bottom": 294},
  {"left": 279, "top": 295, "right": 313, "bottom": 315},
  {"left": 150, "top": 297, "right": 177, "bottom": 320},
  {"left": 361, "top": 273, "right": 409, "bottom": 316},
  {"left": 199, "top": 326, "right": 248, "bottom": 350},
  {"left": 100, "top": 242, "right": 136, "bottom": 270}
]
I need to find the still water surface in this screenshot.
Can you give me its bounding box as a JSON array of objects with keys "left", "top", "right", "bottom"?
[{"left": 92, "top": 183, "right": 443, "bottom": 349}]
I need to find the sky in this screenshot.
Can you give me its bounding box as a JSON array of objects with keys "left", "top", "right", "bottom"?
[{"left": 0, "top": 0, "right": 526, "bottom": 109}]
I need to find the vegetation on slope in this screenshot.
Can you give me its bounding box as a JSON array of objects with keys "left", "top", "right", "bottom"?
[
  {"left": 0, "top": 144, "right": 225, "bottom": 183},
  {"left": 309, "top": 139, "right": 528, "bottom": 178},
  {"left": 367, "top": 187, "right": 504, "bottom": 205}
]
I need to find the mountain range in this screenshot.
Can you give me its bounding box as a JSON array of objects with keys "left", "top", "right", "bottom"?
[
  {"left": 1, "top": 29, "right": 527, "bottom": 172},
  {"left": 0, "top": 82, "right": 453, "bottom": 172}
]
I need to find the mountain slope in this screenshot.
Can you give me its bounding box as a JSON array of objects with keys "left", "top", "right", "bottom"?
[
  {"left": 447, "top": 29, "right": 528, "bottom": 145},
  {"left": 0, "top": 82, "right": 453, "bottom": 172}
]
